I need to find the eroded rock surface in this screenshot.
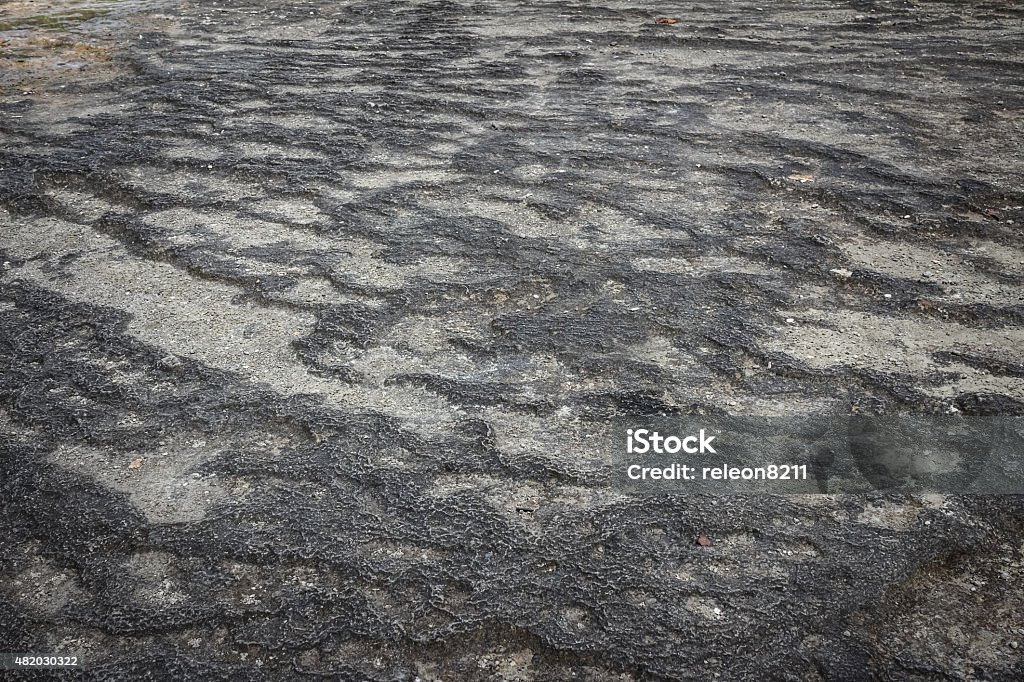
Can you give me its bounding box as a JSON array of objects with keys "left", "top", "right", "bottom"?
[{"left": 2, "top": 1, "right": 1023, "bottom": 679}]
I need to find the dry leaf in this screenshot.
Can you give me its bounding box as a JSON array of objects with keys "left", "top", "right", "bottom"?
[
  {"left": 697, "top": 533, "right": 712, "bottom": 547},
  {"left": 787, "top": 173, "right": 815, "bottom": 183},
  {"left": 128, "top": 458, "right": 144, "bottom": 470},
  {"left": 655, "top": 17, "right": 680, "bottom": 25}
]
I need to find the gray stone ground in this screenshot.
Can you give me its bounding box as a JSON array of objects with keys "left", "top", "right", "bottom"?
[{"left": 1, "top": 0, "right": 1023, "bottom": 679}]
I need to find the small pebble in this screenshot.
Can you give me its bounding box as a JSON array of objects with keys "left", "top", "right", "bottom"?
[{"left": 158, "top": 355, "right": 182, "bottom": 370}]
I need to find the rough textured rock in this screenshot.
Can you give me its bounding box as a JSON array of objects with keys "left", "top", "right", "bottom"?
[{"left": 1, "top": 0, "right": 1023, "bottom": 679}]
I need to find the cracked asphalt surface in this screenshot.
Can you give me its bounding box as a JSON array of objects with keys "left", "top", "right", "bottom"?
[{"left": 2, "top": 0, "right": 1024, "bottom": 679}]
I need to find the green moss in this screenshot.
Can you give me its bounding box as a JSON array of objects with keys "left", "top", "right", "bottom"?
[{"left": 0, "top": 9, "right": 110, "bottom": 33}]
